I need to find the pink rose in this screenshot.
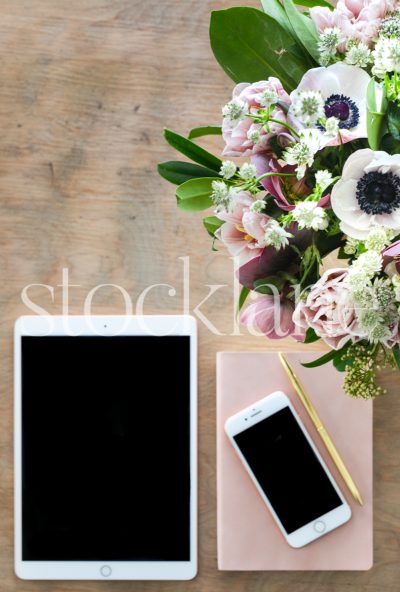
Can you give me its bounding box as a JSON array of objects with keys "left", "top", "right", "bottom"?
[
  {"left": 215, "top": 192, "right": 270, "bottom": 266},
  {"left": 241, "top": 294, "right": 304, "bottom": 340},
  {"left": 222, "top": 78, "right": 291, "bottom": 157},
  {"left": 293, "top": 268, "right": 366, "bottom": 349}
]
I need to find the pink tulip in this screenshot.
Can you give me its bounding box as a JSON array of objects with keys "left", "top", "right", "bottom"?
[{"left": 241, "top": 294, "right": 304, "bottom": 340}]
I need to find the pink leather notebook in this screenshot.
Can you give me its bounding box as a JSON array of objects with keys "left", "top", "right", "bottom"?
[{"left": 217, "top": 351, "right": 373, "bottom": 570}]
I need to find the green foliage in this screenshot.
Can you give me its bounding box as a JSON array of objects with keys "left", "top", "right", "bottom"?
[
  {"left": 176, "top": 177, "right": 219, "bottom": 212},
  {"left": 163, "top": 129, "right": 222, "bottom": 171},
  {"left": 253, "top": 276, "right": 285, "bottom": 294},
  {"left": 209, "top": 7, "right": 310, "bottom": 92},
  {"left": 188, "top": 126, "right": 222, "bottom": 140},
  {"left": 282, "top": 0, "right": 320, "bottom": 63},
  {"left": 304, "top": 327, "right": 320, "bottom": 344},
  {"left": 388, "top": 101, "right": 400, "bottom": 141},
  {"left": 237, "top": 286, "right": 250, "bottom": 315},
  {"left": 366, "top": 78, "right": 388, "bottom": 150},
  {"left": 380, "top": 133, "right": 400, "bottom": 154},
  {"left": 158, "top": 161, "right": 221, "bottom": 185},
  {"left": 302, "top": 342, "right": 350, "bottom": 368},
  {"left": 292, "top": 0, "right": 333, "bottom": 7},
  {"left": 393, "top": 345, "right": 400, "bottom": 369},
  {"left": 203, "top": 215, "right": 224, "bottom": 237}
]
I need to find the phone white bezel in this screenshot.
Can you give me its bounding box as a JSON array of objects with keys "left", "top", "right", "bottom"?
[
  {"left": 225, "top": 391, "right": 351, "bottom": 548},
  {"left": 14, "top": 314, "right": 197, "bottom": 580}
]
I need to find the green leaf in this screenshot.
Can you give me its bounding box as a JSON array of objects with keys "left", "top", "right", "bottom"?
[
  {"left": 302, "top": 341, "right": 350, "bottom": 368},
  {"left": 337, "top": 246, "right": 351, "bottom": 259},
  {"left": 301, "top": 348, "right": 338, "bottom": 368},
  {"left": 176, "top": 177, "right": 219, "bottom": 212},
  {"left": 333, "top": 354, "right": 353, "bottom": 372},
  {"left": 388, "top": 102, "right": 400, "bottom": 141},
  {"left": 393, "top": 345, "right": 400, "bottom": 369},
  {"left": 260, "top": 0, "right": 296, "bottom": 37},
  {"left": 293, "top": 0, "right": 333, "bottom": 8},
  {"left": 380, "top": 133, "right": 400, "bottom": 154},
  {"left": 237, "top": 286, "right": 250, "bottom": 315},
  {"left": 304, "top": 327, "right": 320, "bottom": 344},
  {"left": 210, "top": 8, "right": 310, "bottom": 92},
  {"left": 253, "top": 276, "right": 284, "bottom": 294},
  {"left": 282, "top": 0, "right": 320, "bottom": 63},
  {"left": 164, "top": 129, "right": 222, "bottom": 171},
  {"left": 188, "top": 126, "right": 222, "bottom": 140},
  {"left": 158, "top": 161, "right": 221, "bottom": 185},
  {"left": 367, "top": 79, "right": 388, "bottom": 150},
  {"left": 203, "top": 215, "right": 224, "bottom": 237}
]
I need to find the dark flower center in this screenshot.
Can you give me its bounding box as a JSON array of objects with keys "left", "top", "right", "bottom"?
[
  {"left": 356, "top": 171, "right": 400, "bottom": 215},
  {"left": 317, "top": 94, "right": 360, "bottom": 131}
]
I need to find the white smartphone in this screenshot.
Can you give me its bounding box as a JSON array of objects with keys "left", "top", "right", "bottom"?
[{"left": 225, "top": 391, "right": 351, "bottom": 548}]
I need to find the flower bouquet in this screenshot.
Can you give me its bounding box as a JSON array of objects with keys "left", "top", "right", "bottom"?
[{"left": 158, "top": 0, "right": 400, "bottom": 399}]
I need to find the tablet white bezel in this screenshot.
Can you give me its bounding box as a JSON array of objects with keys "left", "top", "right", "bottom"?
[{"left": 14, "top": 315, "right": 197, "bottom": 580}]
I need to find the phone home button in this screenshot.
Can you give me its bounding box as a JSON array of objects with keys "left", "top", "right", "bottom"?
[
  {"left": 314, "top": 520, "right": 326, "bottom": 533},
  {"left": 100, "top": 565, "right": 112, "bottom": 578}
]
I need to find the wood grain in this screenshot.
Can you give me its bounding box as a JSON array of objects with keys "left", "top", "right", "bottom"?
[{"left": 0, "top": 0, "right": 399, "bottom": 590}]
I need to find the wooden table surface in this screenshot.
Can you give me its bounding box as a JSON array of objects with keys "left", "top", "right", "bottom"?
[{"left": 0, "top": 1, "right": 399, "bottom": 590}]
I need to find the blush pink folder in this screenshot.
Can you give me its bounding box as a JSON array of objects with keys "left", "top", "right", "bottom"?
[{"left": 217, "top": 351, "right": 373, "bottom": 570}]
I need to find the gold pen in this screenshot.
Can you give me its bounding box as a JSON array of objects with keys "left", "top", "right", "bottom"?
[{"left": 278, "top": 352, "right": 363, "bottom": 506}]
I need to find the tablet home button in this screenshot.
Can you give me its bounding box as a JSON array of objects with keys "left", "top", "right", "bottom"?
[
  {"left": 100, "top": 565, "right": 112, "bottom": 577},
  {"left": 314, "top": 520, "right": 326, "bottom": 533}
]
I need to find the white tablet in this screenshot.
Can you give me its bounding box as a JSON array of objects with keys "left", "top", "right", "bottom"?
[{"left": 14, "top": 315, "right": 197, "bottom": 580}]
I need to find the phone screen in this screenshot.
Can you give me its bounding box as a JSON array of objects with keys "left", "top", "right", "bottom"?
[
  {"left": 233, "top": 406, "right": 343, "bottom": 534},
  {"left": 21, "top": 335, "right": 191, "bottom": 562}
]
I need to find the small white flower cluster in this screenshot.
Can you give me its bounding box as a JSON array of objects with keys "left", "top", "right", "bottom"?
[
  {"left": 222, "top": 97, "right": 248, "bottom": 122},
  {"left": 344, "top": 42, "right": 372, "bottom": 69},
  {"left": 258, "top": 88, "right": 279, "bottom": 108},
  {"left": 211, "top": 180, "right": 237, "bottom": 213},
  {"left": 317, "top": 27, "right": 342, "bottom": 66},
  {"left": 220, "top": 160, "right": 237, "bottom": 179},
  {"left": 291, "top": 90, "right": 325, "bottom": 126},
  {"left": 259, "top": 220, "right": 292, "bottom": 250},
  {"left": 238, "top": 162, "right": 257, "bottom": 181},
  {"left": 344, "top": 227, "right": 400, "bottom": 344},
  {"left": 283, "top": 129, "right": 321, "bottom": 179},
  {"left": 292, "top": 202, "right": 328, "bottom": 231},
  {"left": 372, "top": 36, "right": 400, "bottom": 79}
]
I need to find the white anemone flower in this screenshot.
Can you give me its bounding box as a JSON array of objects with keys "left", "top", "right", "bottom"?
[
  {"left": 288, "top": 63, "right": 370, "bottom": 147},
  {"left": 331, "top": 149, "right": 400, "bottom": 239}
]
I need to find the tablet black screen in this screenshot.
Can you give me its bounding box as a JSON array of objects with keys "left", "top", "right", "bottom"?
[{"left": 21, "top": 335, "right": 191, "bottom": 561}]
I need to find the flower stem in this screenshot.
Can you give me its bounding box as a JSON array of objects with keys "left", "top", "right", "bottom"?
[{"left": 268, "top": 118, "right": 300, "bottom": 138}]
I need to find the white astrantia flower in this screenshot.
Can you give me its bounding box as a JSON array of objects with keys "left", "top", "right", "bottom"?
[
  {"left": 345, "top": 42, "right": 372, "bottom": 69},
  {"left": 258, "top": 88, "right": 279, "bottom": 108},
  {"left": 317, "top": 27, "right": 342, "bottom": 65},
  {"left": 291, "top": 90, "right": 325, "bottom": 126},
  {"left": 392, "top": 274, "right": 400, "bottom": 301},
  {"left": 260, "top": 220, "right": 292, "bottom": 250},
  {"left": 315, "top": 169, "right": 333, "bottom": 192},
  {"left": 239, "top": 162, "right": 257, "bottom": 181},
  {"left": 288, "top": 63, "right": 370, "bottom": 147},
  {"left": 283, "top": 129, "right": 321, "bottom": 179},
  {"left": 247, "top": 128, "right": 261, "bottom": 143},
  {"left": 331, "top": 149, "right": 400, "bottom": 239},
  {"left": 211, "top": 181, "right": 238, "bottom": 213},
  {"left": 380, "top": 14, "right": 400, "bottom": 38},
  {"left": 219, "top": 160, "right": 237, "bottom": 180},
  {"left": 343, "top": 237, "right": 360, "bottom": 255},
  {"left": 372, "top": 37, "right": 400, "bottom": 79},
  {"left": 250, "top": 199, "right": 265, "bottom": 213},
  {"left": 292, "top": 201, "right": 328, "bottom": 231},
  {"left": 364, "top": 227, "right": 393, "bottom": 252},
  {"left": 324, "top": 116, "right": 340, "bottom": 137},
  {"left": 222, "top": 97, "right": 248, "bottom": 122},
  {"left": 351, "top": 251, "right": 383, "bottom": 277}
]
